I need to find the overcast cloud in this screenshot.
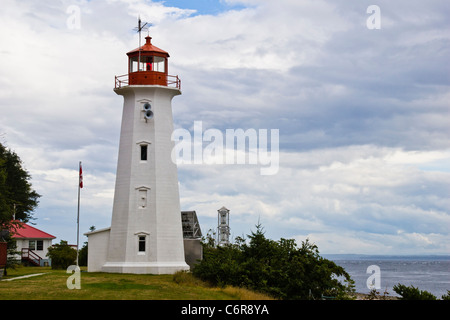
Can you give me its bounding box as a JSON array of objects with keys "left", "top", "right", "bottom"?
[{"left": 0, "top": 0, "right": 449, "bottom": 254}]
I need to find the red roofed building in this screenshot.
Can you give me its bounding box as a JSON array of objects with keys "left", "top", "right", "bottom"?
[{"left": 10, "top": 222, "right": 56, "bottom": 266}]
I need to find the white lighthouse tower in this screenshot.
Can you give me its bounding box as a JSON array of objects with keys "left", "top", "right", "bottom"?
[{"left": 87, "top": 34, "right": 189, "bottom": 274}]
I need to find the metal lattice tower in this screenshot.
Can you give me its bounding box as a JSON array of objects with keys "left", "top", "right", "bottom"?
[{"left": 217, "top": 206, "right": 230, "bottom": 246}]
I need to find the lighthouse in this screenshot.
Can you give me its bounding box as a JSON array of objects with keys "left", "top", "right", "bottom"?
[{"left": 85, "top": 34, "right": 189, "bottom": 274}]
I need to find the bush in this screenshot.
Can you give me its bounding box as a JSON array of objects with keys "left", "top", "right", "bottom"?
[
  {"left": 78, "top": 241, "right": 88, "bottom": 266},
  {"left": 46, "top": 240, "right": 77, "bottom": 269},
  {"left": 393, "top": 283, "right": 437, "bottom": 300},
  {"left": 193, "top": 224, "right": 355, "bottom": 300}
]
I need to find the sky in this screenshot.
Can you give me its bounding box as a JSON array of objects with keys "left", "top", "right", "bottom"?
[{"left": 0, "top": 0, "right": 449, "bottom": 255}]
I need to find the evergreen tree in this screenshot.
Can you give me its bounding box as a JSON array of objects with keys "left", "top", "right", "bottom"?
[
  {"left": 0, "top": 143, "right": 41, "bottom": 226},
  {"left": 193, "top": 223, "right": 355, "bottom": 300},
  {"left": 0, "top": 158, "right": 8, "bottom": 224}
]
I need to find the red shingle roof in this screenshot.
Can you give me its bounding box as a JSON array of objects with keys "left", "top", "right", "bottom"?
[
  {"left": 10, "top": 222, "right": 56, "bottom": 239},
  {"left": 127, "top": 36, "right": 170, "bottom": 57}
]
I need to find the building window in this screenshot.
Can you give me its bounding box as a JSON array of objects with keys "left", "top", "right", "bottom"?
[
  {"left": 37, "top": 240, "right": 43, "bottom": 251},
  {"left": 220, "top": 213, "right": 227, "bottom": 225},
  {"left": 141, "top": 145, "right": 148, "bottom": 161},
  {"left": 138, "top": 236, "right": 146, "bottom": 252},
  {"left": 152, "top": 56, "right": 165, "bottom": 72},
  {"left": 129, "top": 56, "right": 165, "bottom": 73},
  {"left": 28, "top": 240, "right": 36, "bottom": 250}
]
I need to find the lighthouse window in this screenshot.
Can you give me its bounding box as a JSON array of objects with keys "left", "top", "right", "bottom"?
[
  {"left": 138, "top": 236, "right": 146, "bottom": 252},
  {"left": 130, "top": 57, "right": 139, "bottom": 72},
  {"left": 145, "top": 57, "right": 153, "bottom": 71},
  {"left": 140, "top": 145, "right": 148, "bottom": 161},
  {"left": 130, "top": 57, "right": 146, "bottom": 72},
  {"left": 152, "top": 56, "right": 165, "bottom": 72},
  {"left": 130, "top": 56, "right": 165, "bottom": 73}
]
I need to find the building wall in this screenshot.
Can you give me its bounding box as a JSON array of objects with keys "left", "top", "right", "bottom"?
[
  {"left": 183, "top": 239, "right": 203, "bottom": 270},
  {"left": 86, "top": 228, "right": 110, "bottom": 272},
  {"left": 13, "top": 238, "right": 53, "bottom": 266}
]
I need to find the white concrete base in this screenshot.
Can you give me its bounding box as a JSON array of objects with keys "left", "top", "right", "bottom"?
[{"left": 101, "top": 261, "right": 189, "bottom": 274}]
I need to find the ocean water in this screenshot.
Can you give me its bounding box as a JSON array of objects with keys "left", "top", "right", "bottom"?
[{"left": 324, "top": 255, "right": 450, "bottom": 299}]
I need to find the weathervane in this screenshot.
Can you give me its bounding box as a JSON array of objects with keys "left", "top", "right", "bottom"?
[{"left": 134, "top": 16, "right": 152, "bottom": 70}]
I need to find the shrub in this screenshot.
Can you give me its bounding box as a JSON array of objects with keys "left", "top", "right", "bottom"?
[
  {"left": 193, "top": 224, "right": 355, "bottom": 300},
  {"left": 46, "top": 240, "right": 77, "bottom": 269},
  {"left": 393, "top": 283, "right": 437, "bottom": 300},
  {"left": 78, "top": 241, "right": 88, "bottom": 266}
]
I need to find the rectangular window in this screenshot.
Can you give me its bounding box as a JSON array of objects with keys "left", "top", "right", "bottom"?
[
  {"left": 220, "top": 213, "right": 227, "bottom": 225},
  {"left": 28, "top": 240, "right": 36, "bottom": 250},
  {"left": 145, "top": 56, "right": 153, "bottom": 71},
  {"left": 37, "top": 240, "right": 43, "bottom": 251},
  {"left": 153, "top": 56, "right": 165, "bottom": 72},
  {"left": 141, "top": 145, "right": 148, "bottom": 161},
  {"left": 130, "top": 57, "right": 146, "bottom": 72},
  {"left": 138, "top": 236, "right": 146, "bottom": 252},
  {"left": 130, "top": 57, "right": 139, "bottom": 72}
]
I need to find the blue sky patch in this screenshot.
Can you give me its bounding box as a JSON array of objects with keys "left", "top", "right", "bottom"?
[{"left": 161, "top": 0, "right": 246, "bottom": 16}]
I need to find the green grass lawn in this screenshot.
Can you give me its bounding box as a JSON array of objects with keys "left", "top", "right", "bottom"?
[{"left": 0, "top": 266, "right": 273, "bottom": 300}]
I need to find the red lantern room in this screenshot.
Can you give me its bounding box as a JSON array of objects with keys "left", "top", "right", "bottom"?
[{"left": 115, "top": 36, "right": 180, "bottom": 89}]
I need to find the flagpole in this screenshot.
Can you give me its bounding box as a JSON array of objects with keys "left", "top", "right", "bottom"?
[{"left": 76, "top": 161, "right": 82, "bottom": 267}]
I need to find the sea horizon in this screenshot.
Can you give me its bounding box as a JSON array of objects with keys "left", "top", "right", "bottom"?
[
  {"left": 323, "top": 254, "right": 450, "bottom": 298},
  {"left": 323, "top": 253, "right": 450, "bottom": 260}
]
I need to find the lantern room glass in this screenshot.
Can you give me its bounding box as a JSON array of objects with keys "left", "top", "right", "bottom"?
[{"left": 130, "top": 56, "right": 165, "bottom": 73}]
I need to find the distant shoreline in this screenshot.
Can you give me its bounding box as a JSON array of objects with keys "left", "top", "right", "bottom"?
[{"left": 323, "top": 254, "right": 450, "bottom": 261}]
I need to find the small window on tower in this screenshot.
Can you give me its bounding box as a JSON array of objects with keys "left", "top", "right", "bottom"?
[
  {"left": 138, "top": 236, "right": 146, "bottom": 252},
  {"left": 141, "top": 145, "right": 148, "bottom": 161},
  {"left": 220, "top": 213, "right": 227, "bottom": 225}
]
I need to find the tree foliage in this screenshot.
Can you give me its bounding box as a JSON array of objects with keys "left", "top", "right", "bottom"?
[
  {"left": 46, "top": 240, "right": 77, "bottom": 269},
  {"left": 193, "top": 224, "right": 355, "bottom": 300},
  {"left": 441, "top": 290, "right": 450, "bottom": 300},
  {"left": 0, "top": 143, "right": 41, "bottom": 271},
  {"left": 0, "top": 143, "right": 41, "bottom": 226},
  {"left": 78, "top": 241, "right": 88, "bottom": 266},
  {"left": 393, "top": 283, "right": 437, "bottom": 300}
]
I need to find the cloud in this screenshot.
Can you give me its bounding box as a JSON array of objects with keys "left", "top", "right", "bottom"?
[
  {"left": 177, "top": 145, "right": 450, "bottom": 254},
  {"left": 156, "top": 0, "right": 450, "bottom": 154},
  {"left": 294, "top": 230, "right": 450, "bottom": 255},
  {"left": 156, "top": 0, "right": 350, "bottom": 72}
]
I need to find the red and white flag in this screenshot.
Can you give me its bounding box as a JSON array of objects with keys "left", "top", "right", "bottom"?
[{"left": 79, "top": 162, "right": 83, "bottom": 189}]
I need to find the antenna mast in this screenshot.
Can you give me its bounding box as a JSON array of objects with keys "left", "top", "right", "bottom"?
[{"left": 134, "top": 16, "right": 151, "bottom": 71}]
